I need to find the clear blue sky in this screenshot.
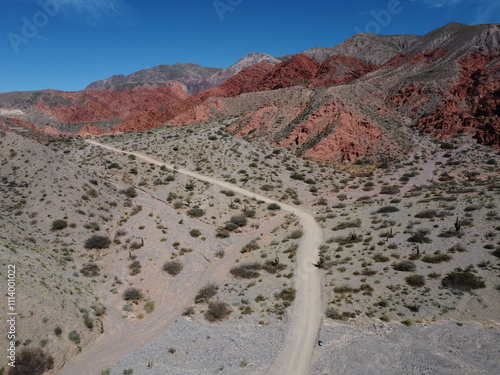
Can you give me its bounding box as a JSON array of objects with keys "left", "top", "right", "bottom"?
[{"left": 1, "top": 0, "right": 498, "bottom": 93}]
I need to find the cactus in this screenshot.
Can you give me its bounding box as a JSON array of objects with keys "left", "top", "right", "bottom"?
[
  {"left": 454, "top": 217, "right": 461, "bottom": 232},
  {"left": 271, "top": 252, "right": 280, "bottom": 267}
]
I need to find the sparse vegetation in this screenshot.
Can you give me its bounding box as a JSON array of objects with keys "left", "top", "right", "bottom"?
[
  {"left": 230, "top": 262, "right": 262, "bottom": 279},
  {"left": 393, "top": 260, "right": 416, "bottom": 272},
  {"left": 68, "top": 330, "right": 81, "bottom": 345},
  {"left": 405, "top": 274, "right": 426, "bottom": 287},
  {"left": 144, "top": 300, "right": 155, "bottom": 313},
  {"left": 267, "top": 203, "right": 281, "bottom": 211},
  {"left": 441, "top": 271, "right": 485, "bottom": 291},
  {"left": 128, "top": 260, "right": 142, "bottom": 275},
  {"left": 377, "top": 206, "right": 399, "bottom": 214},
  {"left": 84, "top": 235, "right": 111, "bottom": 250},
  {"left": 122, "top": 288, "right": 143, "bottom": 301},
  {"left": 195, "top": 283, "right": 218, "bottom": 304},
  {"left": 51, "top": 219, "right": 68, "bottom": 231},
  {"left": 187, "top": 207, "right": 205, "bottom": 218},
  {"left": 205, "top": 302, "right": 232, "bottom": 322},
  {"left": 121, "top": 187, "right": 137, "bottom": 198},
  {"left": 80, "top": 262, "right": 100, "bottom": 277},
  {"left": 7, "top": 347, "right": 54, "bottom": 375},
  {"left": 163, "top": 260, "right": 183, "bottom": 276},
  {"left": 422, "top": 252, "right": 452, "bottom": 264}
]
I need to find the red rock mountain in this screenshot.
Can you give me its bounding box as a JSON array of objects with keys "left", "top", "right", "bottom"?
[{"left": 0, "top": 22, "right": 498, "bottom": 162}]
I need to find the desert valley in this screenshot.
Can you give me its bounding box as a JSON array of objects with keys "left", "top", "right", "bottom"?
[{"left": 0, "top": 22, "right": 499, "bottom": 375}]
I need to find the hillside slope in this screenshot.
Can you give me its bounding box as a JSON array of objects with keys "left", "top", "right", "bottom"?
[{"left": 0, "top": 23, "right": 498, "bottom": 162}]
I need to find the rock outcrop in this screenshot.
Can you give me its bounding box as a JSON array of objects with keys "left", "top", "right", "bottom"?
[{"left": 1, "top": 22, "right": 498, "bottom": 161}]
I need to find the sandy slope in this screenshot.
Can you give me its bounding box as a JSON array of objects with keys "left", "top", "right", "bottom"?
[{"left": 56, "top": 140, "right": 323, "bottom": 375}]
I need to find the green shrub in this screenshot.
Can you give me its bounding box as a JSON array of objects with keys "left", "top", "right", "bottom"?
[
  {"left": 195, "top": 283, "right": 218, "bottom": 304},
  {"left": 80, "top": 263, "right": 100, "bottom": 277},
  {"left": 267, "top": 203, "right": 281, "bottom": 211},
  {"left": 187, "top": 207, "right": 205, "bottom": 218},
  {"left": 243, "top": 209, "right": 256, "bottom": 218},
  {"left": 441, "top": 271, "right": 485, "bottom": 291},
  {"left": 68, "top": 330, "right": 81, "bottom": 345},
  {"left": 205, "top": 302, "right": 232, "bottom": 322},
  {"left": 440, "top": 142, "right": 454, "bottom": 150},
  {"left": 373, "top": 253, "right": 389, "bottom": 262},
  {"left": 122, "top": 288, "right": 143, "bottom": 301},
  {"left": 288, "top": 230, "right": 303, "bottom": 239},
  {"left": 144, "top": 300, "right": 155, "bottom": 313},
  {"left": 83, "top": 222, "right": 100, "bottom": 233},
  {"left": 224, "top": 222, "right": 239, "bottom": 231},
  {"left": 241, "top": 240, "right": 260, "bottom": 253},
  {"left": 407, "top": 229, "right": 431, "bottom": 244},
  {"left": 405, "top": 304, "right": 420, "bottom": 312},
  {"left": 7, "top": 347, "right": 54, "bottom": 375},
  {"left": 230, "top": 262, "right": 262, "bottom": 279},
  {"left": 333, "top": 285, "right": 356, "bottom": 294},
  {"left": 162, "top": 261, "right": 183, "bottom": 276},
  {"left": 393, "top": 260, "right": 416, "bottom": 272},
  {"left": 405, "top": 274, "right": 426, "bottom": 287},
  {"left": 332, "top": 220, "right": 361, "bottom": 231},
  {"left": 491, "top": 248, "right": 500, "bottom": 258},
  {"left": 380, "top": 315, "right": 390, "bottom": 322},
  {"left": 121, "top": 187, "right": 137, "bottom": 198},
  {"left": 83, "top": 311, "right": 93, "bottom": 329},
  {"left": 255, "top": 294, "right": 266, "bottom": 302},
  {"left": 108, "top": 162, "right": 120, "bottom": 169},
  {"left": 260, "top": 184, "right": 274, "bottom": 191},
  {"left": 361, "top": 268, "right": 377, "bottom": 276},
  {"left": 128, "top": 260, "right": 142, "bottom": 276},
  {"left": 380, "top": 185, "right": 400, "bottom": 195},
  {"left": 325, "top": 307, "right": 355, "bottom": 320},
  {"left": 262, "top": 260, "right": 287, "bottom": 274},
  {"left": 230, "top": 215, "right": 247, "bottom": 227},
  {"left": 277, "top": 287, "right": 296, "bottom": 302},
  {"left": 189, "top": 229, "right": 201, "bottom": 238},
  {"left": 84, "top": 235, "right": 111, "bottom": 250},
  {"left": 54, "top": 327, "right": 62, "bottom": 337},
  {"left": 51, "top": 219, "right": 68, "bottom": 231},
  {"left": 290, "top": 172, "right": 305, "bottom": 180},
  {"left": 215, "top": 228, "right": 230, "bottom": 238},
  {"left": 377, "top": 206, "right": 399, "bottom": 214},
  {"left": 182, "top": 306, "right": 195, "bottom": 316},
  {"left": 422, "top": 252, "right": 452, "bottom": 264},
  {"left": 415, "top": 209, "right": 438, "bottom": 219}
]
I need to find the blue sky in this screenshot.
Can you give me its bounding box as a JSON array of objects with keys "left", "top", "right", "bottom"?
[{"left": 1, "top": 0, "right": 499, "bottom": 93}]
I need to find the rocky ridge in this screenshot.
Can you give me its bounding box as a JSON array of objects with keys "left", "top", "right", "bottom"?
[{"left": 0, "top": 22, "right": 498, "bottom": 162}]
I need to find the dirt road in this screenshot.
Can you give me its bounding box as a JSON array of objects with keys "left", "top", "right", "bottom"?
[{"left": 57, "top": 140, "right": 323, "bottom": 375}]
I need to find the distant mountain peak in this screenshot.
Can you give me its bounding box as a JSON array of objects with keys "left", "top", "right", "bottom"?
[
  {"left": 86, "top": 63, "right": 221, "bottom": 93},
  {"left": 205, "top": 52, "right": 281, "bottom": 88},
  {"left": 304, "top": 33, "right": 421, "bottom": 65}
]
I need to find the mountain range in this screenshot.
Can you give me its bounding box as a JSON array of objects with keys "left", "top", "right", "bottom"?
[{"left": 0, "top": 22, "right": 498, "bottom": 162}]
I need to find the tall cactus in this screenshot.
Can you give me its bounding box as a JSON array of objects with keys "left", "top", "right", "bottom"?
[{"left": 454, "top": 216, "right": 461, "bottom": 232}]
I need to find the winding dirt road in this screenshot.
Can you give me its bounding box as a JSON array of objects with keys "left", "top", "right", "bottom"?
[{"left": 57, "top": 140, "right": 323, "bottom": 375}]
